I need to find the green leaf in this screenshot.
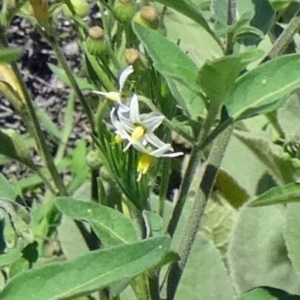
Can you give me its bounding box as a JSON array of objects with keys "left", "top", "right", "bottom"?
[
  {"left": 197, "top": 55, "right": 243, "bottom": 105},
  {"left": 277, "top": 93, "right": 300, "bottom": 137},
  {"left": 224, "top": 54, "right": 300, "bottom": 120},
  {"left": 200, "top": 196, "right": 237, "bottom": 260},
  {"left": 227, "top": 205, "right": 300, "bottom": 295},
  {"left": 57, "top": 216, "right": 89, "bottom": 260},
  {"left": 175, "top": 235, "right": 234, "bottom": 300},
  {"left": 0, "top": 48, "right": 23, "bottom": 63},
  {"left": 154, "top": 0, "right": 213, "bottom": 35},
  {"left": 67, "top": 141, "right": 89, "bottom": 194},
  {"left": 132, "top": 22, "right": 204, "bottom": 118},
  {"left": 0, "top": 129, "right": 36, "bottom": 169},
  {"left": 36, "top": 108, "right": 62, "bottom": 142},
  {"left": 48, "top": 63, "right": 95, "bottom": 90},
  {"left": 237, "top": 286, "right": 300, "bottom": 300},
  {"left": 0, "top": 174, "right": 17, "bottom": 201},
  {"left": 55, "top": 197, "right": 139, "bottom": 247},
  {"left": 284, "top": 204, "right": 300, "bottom": 279},
  {"left": 249, "top": 183, "right": 300, "bottom": 207},
  {"left": 234, "top": 130, "right": 295, "bottom": 185},
  {"left": 142, "top": 211, "right": 164, "bottom": 238},
  {"left": 234, "top": 25, "right": 264, "bottom": 40},
  {"left": 0, "top": 236, "right": 171, "bottom": 300},
  {"left": 211, "top": 0, "right": 228, "bottom": 28}
]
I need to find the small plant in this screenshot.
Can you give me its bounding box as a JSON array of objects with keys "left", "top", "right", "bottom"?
[{"left": 0, "top": 0, "right": 300, "bottom": 299}]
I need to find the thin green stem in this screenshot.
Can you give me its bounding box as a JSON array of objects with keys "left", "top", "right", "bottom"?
[
  {"left": 166, "top": 145, "right": 201, "bottom": 237},
  {"left": 166, "top": 125, "right": 233, "bottom": 300},
  {"left": 166, "top": 109, "right": 228, "bottom": 237},
  {"left": 0, "top": 30, "right": 67, "bottom": 196},
  {"left": 158, "top": 157, "right": 171, "bottom": 217},
  {"left": 264, "top": 13, "right": 300, "bottom": 61},
  {"left": 225, "top": 0, "right": 236, "bottom": 55},
  {"left": 148, "top": 274, "right": 161, "bottom": 300}
]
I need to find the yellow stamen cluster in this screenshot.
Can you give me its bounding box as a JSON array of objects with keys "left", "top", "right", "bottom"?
[
  {"left": 137, "top": 153, "right": 153, "bottom": 181},
  {"left": 131, "top": 125, "right": 146, "bottom": 141}
]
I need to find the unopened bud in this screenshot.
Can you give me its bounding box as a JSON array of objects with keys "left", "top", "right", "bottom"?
[
  {"left": 86, "top": 26, "right": 108, "bottom": 58},
  {"left": 113, "top": 0, "right": 135, "bottom": 23},
  {"left": 86, "top": 150, "right": 101, "bottom": 170},
  {"left": 133, "top": 6, "right": 159, "bottom": 29},
  {"left": 124, "top": 48, "right": 140, "bottom": 65}
]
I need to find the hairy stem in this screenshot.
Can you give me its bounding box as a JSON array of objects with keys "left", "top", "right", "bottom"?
[
  {"left": 166, "top": 125, "right": 233, "bottom": 300},
  {"left": 264, "top": 14, "right": 300, "bottom": 61}
]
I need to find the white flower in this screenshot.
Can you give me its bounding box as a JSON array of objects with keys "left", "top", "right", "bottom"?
[
  {"left": 110, "top": 94, "right": 183, "bottom": 158},
  {"left": 92, "top": 65, "right": 133, "bottom": 111}
]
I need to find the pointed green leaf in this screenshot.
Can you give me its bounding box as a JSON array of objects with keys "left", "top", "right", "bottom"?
[
  {"left": 55, "top": 197, "right": 139, "bottom": 247},
  {"left": 224, "top": 54, "right": 300, "bottom": 120},
  {"left": 176, "top": 235, "right": 234, "bottom": 300},
  {"left": 0, "top": 236, "right": 171, "bottom": 300},
  {"left": 0, "top": 129, "right": 36, "bottom": 169},
  {"left": 237, "top": 286, "right": 300, "bottom": 300},
  {"left": 198, "top": 55, "right": 243, "bottom": 105},
  {"left": 0, "top": 48, "right": 23, "bottom": 63},
  {"left": 132, "top": 22, "right": 204, "bottom": 118},
  {"left": 234, "top": 130, "right": 295, "bottom": 185},
  {"left": 249, "top": 183, "right": 300, "bottom": 207},
  {"left": 284, "top": 204, "right": 300, "bottom": 278},
  {"left": 154, "top": 0, "right": 213, "bottom": 34},
  {"left": 0, "top": 174, "right": 17, "bottom": 201},
  {"left": 57, "top": 216, "right": 89, "bottom": 260},
  {"left": 227, "top": 205, "right": 300, "bottom": 294}
]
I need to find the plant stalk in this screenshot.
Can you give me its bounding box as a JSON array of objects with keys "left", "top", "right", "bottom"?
[{"left": 166, "top": 125, "right": 233, "bottom": 300}]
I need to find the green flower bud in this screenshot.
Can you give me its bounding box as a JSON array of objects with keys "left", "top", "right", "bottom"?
[
  {"left": 113, "top": 0, "right": 135, "bottom": 23},
  {"left": 86, "top": 26, "right": 108, "bottom": 58},
  {"left": 124, "top": 48, "right": 140, "bottom": 65},
  {"left": 133, "top": 5, "right": 159, "bottom": 29},
  {"left": 63, "top": 0, "right": 90, "bottom": 18},
  {"left": 86, "top": 150, "right": 101, "bottom": 170}
]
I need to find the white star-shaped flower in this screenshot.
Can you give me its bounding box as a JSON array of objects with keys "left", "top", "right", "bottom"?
[{"left": 110, "top": 94, "right": 183, "bottom": 158}]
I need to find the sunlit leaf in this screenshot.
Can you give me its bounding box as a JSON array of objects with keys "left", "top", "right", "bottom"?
[
  {"left": 0, "top": 48, "right": 23, "bottom": 63},
  {"left": 55, "top": 197, "right": 139, "bottom": 247},
  {"left": 132, "top": 22, "right": 204, "bottom": 118},
  {"left": 0, "top": 236, "right": 171, "bottom": 300},
  {"left": 224, "top": 54, "right": 300, "bottom": 120},
  {"left": 237, "top": 286, "right": 300, "bottom": 300},
  {"left": 249, "top": 183, "right": 300, "bottom": 207}
]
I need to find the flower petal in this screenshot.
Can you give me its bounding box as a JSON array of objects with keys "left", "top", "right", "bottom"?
[
  {"left": 145, "top": 132, "right": 170, "bottom": 149},
  {"left": 119, "top": 65, "right": 134, "bottom": 92},
  {"left": 142, "top": 114, "right": 164, "bottom": 132},
  {"left": 129, "top": 94, "right": 140, "bottom": 123}
]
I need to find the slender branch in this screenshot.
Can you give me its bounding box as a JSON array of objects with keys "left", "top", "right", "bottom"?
[
  {"left": 166, "top": 125, "right": 233, "bottom": 300},
  {"left": 264, "top": 14, "right": 300, "bottom": 61},
  {"left": 225, "top": 0, "right": 236, "bottom": 55}
]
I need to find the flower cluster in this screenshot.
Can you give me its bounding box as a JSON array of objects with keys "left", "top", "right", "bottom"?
[{"left": 93, "top": 66, "right": 183, "bottom": 180}]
